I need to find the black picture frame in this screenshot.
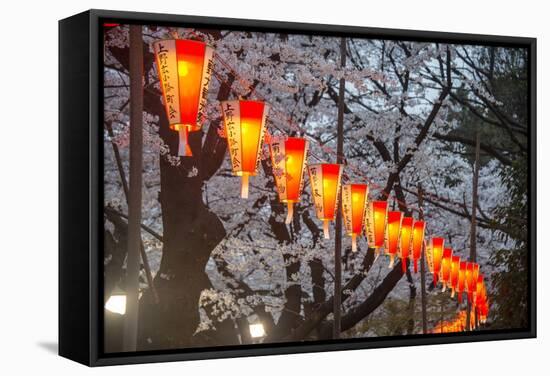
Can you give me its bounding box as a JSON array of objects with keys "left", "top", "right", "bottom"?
[{"left": 59, "top": 9, "right": 537, "bottom": 367}]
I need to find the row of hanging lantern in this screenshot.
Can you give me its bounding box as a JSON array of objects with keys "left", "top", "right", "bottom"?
[
  {"left": 425, "top": 238, "right": 489, "bottom": 323},
  {"left": 153, "top": 38, "right": 489, "bottom": 327}
]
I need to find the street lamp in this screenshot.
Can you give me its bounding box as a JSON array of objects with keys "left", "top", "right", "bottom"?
[
  {"left": 249, "top": 323, "right": 266, "bottom": 339},
  {"left": 105, "top": 288, "right": 126, "bottom": 315}
]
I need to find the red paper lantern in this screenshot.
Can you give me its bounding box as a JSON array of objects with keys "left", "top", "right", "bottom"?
[
  {"left": 465, "top": 262, "right": 477, "bottom": 304},
  {"left": 457, "top": 261, "right": 467, "bottom": 303},
  {"left": 476, "top": 274, "right": 484, "bottom": 303},
  {"left": 450, "top": 255, "right": 460, "bottom": 297},
  {"left": 221, "top": 100, "right": 269, "bottom": 198},
  {"left": 410, "top": 220, "right": 425, "bottom": 273},
  {"left": 308, "top": 163, "right": 343, "bottom": 239},
  {"left": 269, "top": 136, "right": 309, "bottom": 223},
  {"left": 365, "top": 201, "right": 388, "bottom": 257},
  {"left": 386, "top": 211, "right": 403, "bottom": 268},
  {"left": 426, "top": 237, "right": 444, "bottom": 286},
  {"left": 154, "top": 39, "right": 214, "bottom": 156},
  {"left": 440, "top": 248, "right": 453, "bottom": 291},
  {"left": 473, "top": 263, "right": 480, "bottom": 287},
  {"left": 398, "top": 217, "right": 414, "bottom": 273},
  {"left": 342, "top": 183, "right": 369, "bottom": 252}
]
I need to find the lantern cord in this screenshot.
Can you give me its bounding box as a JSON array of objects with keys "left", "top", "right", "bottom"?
[
  {"left": 442, "top": 285, "right": 447, "bottom": 293},
  {"left": 241, "top": 173, "right": 249, "bottom": 199},
  {"left": 451, "top": 289, "right": 455, "bottom": 298},
  {"left": 285, "top": 202, "right": 294, "bottom": 225},
  {"left": 178, "top": 129, "right": 192, "bottom": 157},
  {"left": 388, "top": 254, "right": 395, "bottom": 269},
  {"left": 323, "top": 220, "right": 330, "bottom": 239},
  {"left": 351, "top": 234, "right": 357, "bottom": 253}
]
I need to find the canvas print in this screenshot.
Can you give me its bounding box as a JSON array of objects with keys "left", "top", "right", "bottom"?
[{"left": 101, "top": 22, "right": 530, "bottom": 353}]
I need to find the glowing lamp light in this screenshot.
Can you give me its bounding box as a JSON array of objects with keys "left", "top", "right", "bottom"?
[
  {"left": 426, "top": 237, "right": 445, "bottom": 286},
  {"left": 386, "top": 211, "right": 403, "bottom": 268},
  {"left": 410, "top": 220, "right": 425, "bottom": 273},
  {"left": 342, "top": 183, "right": 369, "bottom": 252},
  {"left": 269, "top": 136, "right": 309, "bottom": 223},
  {"left": 307, "top": 163, "right": 343, "bottom": 239},
  {"left": 440, "top": 248, "right": 453, "bottom": 292},
  {"left": 398, "top": 217, "right": 414, "bottom": 273},
  {"left": 450, "top": 255, "right": 460, "bottom": 297},
  {"left": 221, "top": 100, "right": 269, "bottom": 198},
  {"left": 153, "top": 39, "right": 214, "bottom": 156},
  {"left": 249, "top": 323, "right": 266, "bottom": 339},
  {"left": 457, "top": 261, "right": 467, "bottom": 303},
  {"left": 105, "top": 290, "right": 126, "bottom": 315},
  {"left": 365, "top": 201, "right": 388, "bottom": 257}
]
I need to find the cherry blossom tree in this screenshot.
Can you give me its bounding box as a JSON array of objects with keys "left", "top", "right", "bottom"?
[{"left": 102, "top": 24, "right": 528, "bottom": 350}]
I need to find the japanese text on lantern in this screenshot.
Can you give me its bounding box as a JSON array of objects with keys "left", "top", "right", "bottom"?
[
  {"left": 155, "top": 42, "right": 180, "bottom": 123},
  {"left": 222, "top": 102, "right": 242, "bottom": 171},
  {"left": 197, "top": 50, "right": 214, "bottom": 124},
  {"left": 270, "top": 140, "right": 287, "bottom": 197},
  {"left": 308, "top": 165, "right": 324, "bottom": 216},
  {"left": 342, "top": 185, "right": 353, "bottom": 232}
]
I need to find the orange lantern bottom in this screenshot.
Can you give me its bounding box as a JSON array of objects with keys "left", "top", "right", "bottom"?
[
  {"left": 172, "top": 124, "right": 200, "bottom": 157},
  {"left": 323, "top": 219, "right": 330, "bottom": 239},
  {"left": 285, "top": 202, "right": 295, "bottom": 224},
  {"left": 236, "top": 172, "right": 254, "bottom": 199},
  {"left": 351, "top": 233, "right": 359, "bottom": 252}
]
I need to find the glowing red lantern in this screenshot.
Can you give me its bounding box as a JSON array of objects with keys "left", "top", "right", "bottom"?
[
  {"left": 398, "top": 217, "right": 414, "bottom": 273},
  {"left": 341, "top": 183, "right": 369, "bottom": 252},
  {"left": 465, "top": 262, "right": 477, "bottom": 304},
  {"left": 457, "top": 261, "right": 467, "bottom": 303},
  {"left": 386, "top": 211, "right": 403, "bottom": 268},
  {"left": 308, "top": 163, "right": 343, "bottom": 239},
  {"left": 269, "top": 136, "right": 309, "bottom": 223},
  {"left": 440, "top": 248, "right": 453, "bottom": 291},
  {"left": 154, "top": 39, "right": 214, "bottom": 156},
  {"left": 221, "top": 100, "right": 269, "bottom": 198},
  {"left": 473, "top": 263, "right": 480, "bottom": 287},
  {"left": 476, "top": 274, "right": 484, "bottom": 303},
  {"left": 365, "top": 201, "right": 388, "bottom": 257},
  {"left": 426, "top": 237, "right": 444, "bottom": 286},
  {"left": 410, "top": 220, "right": 425, "bottom": 273},
  {"left": 450, "top": 255, "right": 460, "bottom": 297}
]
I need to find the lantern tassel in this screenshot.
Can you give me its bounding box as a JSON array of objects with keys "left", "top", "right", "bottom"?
[
  {"left": 388, "top": 254, "right": 394, "bottom": 269},
  {"left": 451, "top": 288, "right": 455, "bottom": 298},
  {"left": 374, "top": 248, "right": 380, "bottom": 261},
  {"left": 351, "top": 234, "right": 357, "bottom": 253},
  {"left": 442, "top": 284, "right": 446, "bottom": 292},
  {"left": 178, "top": 128, "right": 192, "bottom": 157},
  {"left": 241, "top": 173, "right": 249, "bottom": 199},
  {"left": 285, "top": 202, "right": 294, "bottom": 224},
  {"left": 323, "top": 220, "right": 330, "bottom": 239}
]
